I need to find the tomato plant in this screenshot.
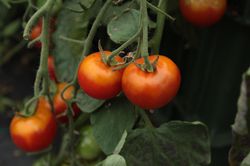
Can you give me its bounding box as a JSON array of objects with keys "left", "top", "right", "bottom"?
[
  {"left": 179, "top": 0, "right": 227, "bottom": 27},
  {"left": 53, "top": 82, "right": 81, "bottom": 123},
  {"left": 77, "top": 51, "right": 123, "bottom": 99},
  {"left": 122, "top": 55, "right": 181, "bottom": 109},
  {"left": 10, "top": 97, "right": 57, "bottom": 152},
  {"left": 6, "top": 0, "right": 246, "bottom": 165}
]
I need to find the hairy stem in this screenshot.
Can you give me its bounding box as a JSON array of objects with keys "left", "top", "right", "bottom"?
[
  {"left": 150, "top": 0, "right": 167, "bottom": 54},
  {"left": 141, "top": 0, "right": 153, "bottom": 72}
]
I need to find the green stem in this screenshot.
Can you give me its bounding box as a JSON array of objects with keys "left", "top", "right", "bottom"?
[
  {"left": 69, "top": 0, "right": 112, "bottom": 86},
  {"left": 138, "top": 107, "right": 154, "bottom": 128},
  {"left": 0, "top": 40, "right": 26, "bottom": 66},
  {"left": 53, "top": 133, "right": 70, "bottom": 166},
  {"left": 147, "top": 1, "right": 175, "bottom": 22},
  {"left": 81, "top": 0, "right": 112, "bottom": 60},
  {"left": 150, "top": 0, "right": 167, "bottom": 54},
  {"left": 141, "top": 0, "right": 153, "bottom": 72},
  {"left": 107, "top": 26, "right": 142, "bottom": 63},
  {"left": 24, "top": 0, "right": 55, "bottom": 115}
]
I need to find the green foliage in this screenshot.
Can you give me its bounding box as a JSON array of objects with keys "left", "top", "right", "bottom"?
[
  {"left": 52, "top": 0, "right": 103, "bottom": 82},
  {"left": 107, "top": 9, "right": 140, "bottom": 44},
  {"left": 121, "top": 121, "right": 211, "bottom": 166},
  {"left": 102, "top": 1, "right": 138, "bottom": 25},
  {"left": 103, "top": 154, "right": 127, "bottom": 166},
  {"left": 241, "top": 153, "right": 250, "bottom": 166},
  {"left": 90, "top": 97, "right": 136, "bottom": 155},
  {"left": 76, "top": 89, "right": 105, "bottom": 113}
]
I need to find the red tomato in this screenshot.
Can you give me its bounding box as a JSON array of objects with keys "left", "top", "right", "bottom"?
[
  {"left": 53, "top": 82, "right": 81, "bottom": 123},
  {"left": 122, "top": 55, "right": 181, "bottom": 109},
  {"left": 10, "top": 97, "right": 57, "bottom": 152},
  {"left": 30, "top": 22, "right": 42, "bottom": 48},
  {"left": 30, "top": 19, "right": 55, "bottom": 48},
  {"left": 77, "top": 51, "right": 124, "bottom": 99},
  {"left": 48, "top": 56, "right": 57, "bottom": 82},
  {"left": 179, "top": 0, "right": 227, "bottom": 27}
]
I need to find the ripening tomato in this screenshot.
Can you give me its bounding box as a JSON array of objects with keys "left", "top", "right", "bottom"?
[
  {"left": 179, "top": 0, "right": 227, "bottom": 27},
  {"left": 77, "top": 51, "right": 124, "bottom": 99},
  {"left": 122, "top": 55, "right": 181, "bottom": 109},
  {"left": 10, "top": 97, "right": 57, "bottom": 152},
  {"left": 53, "top": 82, "right": 81, "bottom": 123},
  {"left": 48, "top": 56, "right": 57, "bottom": 82},
  {"left": 30, "top": 21, "right": 42, "bottom": 48},
  {"left": 30, "top": 19, "right": 55, "bottom": 48}
]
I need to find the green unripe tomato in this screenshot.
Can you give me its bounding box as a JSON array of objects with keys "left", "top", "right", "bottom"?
[{"left": 77, "top": 126, "right": 101, "bottom": 160}]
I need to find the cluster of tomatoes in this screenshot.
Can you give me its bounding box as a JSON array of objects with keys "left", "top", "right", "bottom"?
[
  {"left": 77, "top": 51, "right": 181, "bottom": 109},
  {"left": 9, "top": 0, "right": 227, "bottom": 158},
  {"left": 9, "top": 19, "right": 83, "bottom": 153}
]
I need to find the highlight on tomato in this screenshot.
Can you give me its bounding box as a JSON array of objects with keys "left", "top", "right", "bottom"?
[
  {"left": 77, "top": 51, "right": 124, "bottom": 100},
  {"left": 179, "top": 0, "right": 227, "bottom": 27},
  {"left": 53, "top": 82, "right": 81, "bottom": 123},
  {"left": 122, "top": 55, "right": 181, "bottom": 110},
  {"left": 10, "top": 97, "right": 57, "bottom": 152}
]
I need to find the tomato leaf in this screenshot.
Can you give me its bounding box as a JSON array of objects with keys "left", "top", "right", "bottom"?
[
  {"left": 103, "top": 154, "right": 127, "bottom": 166},
  {"left": 52, "top": 0, "right": 102, "bottom": 82},
  {"left": 241, "top": 152, "right": 250, "bottom": 166},
  {"left": 121, "top": 121, "right": 211, "bottom": 166},
  {"left": 90, "top": 97, "right": 136, "bottom": 155},
  {"left": 107, "top": 9, "right": 140, "bottom": 44},
  {"left": 75, "top": 89, "right": 105, "bottom": 113},
  {"left": 101, "top": 1, "right": 138, "bottom": 25},
  {"left": 229, "top": 67, "right": 250, "bottom": 166}
]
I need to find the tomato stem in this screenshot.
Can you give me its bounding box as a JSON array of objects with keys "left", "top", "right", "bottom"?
[
  {"left": 23, "top": 0, "right": 55, "bottom": 116},
  {"left": 149, "top": 0, "right": 167, "bottom": 54},
  {"left": 80, "top": 0, "right": 113, "bottom": 60},
  {"left": 138, "top": 107, "right": 154, "bottom": 128},
  {"left": 107, "top": 25, "right": 142, "bottom": 65},
  {"left": 146, "top": 1, "right": 175, "bottom": 22},
  {"left": 141, "top": 0, "right": 154, "bottom": 72}
]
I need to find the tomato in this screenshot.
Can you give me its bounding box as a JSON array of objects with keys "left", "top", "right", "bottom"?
[
  {"left": 30, "top": 21, "right": 42, "bottom": 48},
  {"left": 77, "top": 51, "right": 124, "bottom": 99},
  {"left": 30, "top": 19, "right": 55, "bottom": 48},
  {"left": 179, "top": 0, "right": 227, "bottom": 27},
  {"left": 122, "top": 55, "right": 181, "bottom": 109},
  {"left": 53, "top": 82, "right": 81, "bottom": 123},
  {"left": 77, "top": 126, "right": 101, "bottom": 160},
  {"left": 10, "top": 97, "right": 57, "bottom": 152},
  {"left": 48, "top": 56, "right": 57, "bottom": 82}
]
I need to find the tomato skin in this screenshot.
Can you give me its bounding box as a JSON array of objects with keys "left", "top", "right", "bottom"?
[
  {"left": 77, "top": 51, "right": 124, "bottom": 99},
  {"left": 48, "top": 56, "right": 57, "bottom": 82},
  {"left": 30, "top": 23, "right": 42, "bottom": 48},
  {"left": 10, "top": 97, "right": 57, "bottom": 152},
  {"left": 122, "top": 55, "right": 181, "bottom": 109},
  {"left": 179, "top": 0, "right": 227, "bottom": 27},
  {"left": 30, "top": 19, "right": 55, "bottom": 48},
  {"left": 53, "top": 82, "right": 81, "bottom": 123}
]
